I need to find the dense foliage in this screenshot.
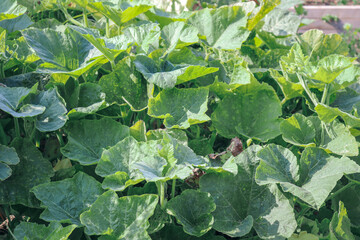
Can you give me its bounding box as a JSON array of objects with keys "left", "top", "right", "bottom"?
[{"left": 1, "top": 0, "right": 360, "bottom": 239}]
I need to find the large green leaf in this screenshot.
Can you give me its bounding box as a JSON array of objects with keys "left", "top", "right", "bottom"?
[
  {"left": 187, "top": 6, "right": 250, "bottom": 49},
  {"left": 33, "top": 88, "right": 68, "bottom": 132},
  {"left": 269, "top": 68, "right": 303, "bottom": 100},
  {"left": 67, "top": 82, "right": 109, "bottom": 119},
  {"left": 262, "top": 8, "right": 300, "bottom": 36},
  {"left": 247, "top": 0, "right": 281, "bottom": 30},
  {"left": 134, "top": 55, "right": 218, "bottom": 89},
  {"left": 99, "top": 56, "right": 148, "bottom": 111},
  {"left": 160, "top": 134, "right": 207, "bottom": 179},
  {"left": 212, "top": 82, "right": 282, "bottom": 141},
  {"left": 280, "top": 113, "right": 316, "bottom": 147},
  {"left": 333, "top": 185, "right": 360, "bottom": 227},
  {"left": 31, "top": 172, "right": 104, "bottom": 225},
  {"left": 61, "top": 118, "right": 130, "bottom": 165},
  {"left": 281, "top": 114, "right": 358, "bottom": 156},
  {"left": 0, "top": 0, "right": 27, "bottom": 15},
  {"left": 166, "top": 189, "right": 215, "bottom": 237},
  {"left": 123, "top": 22, "right": 160, "bottom": 54},
  {"left": 0, "top": 14, "right": 33, "bottom": 32},
  {"left": 299, "top": 29, "right": 349, "bottom": 61},
  {"left": 200, "top": 145, "right": 296, "bottom": 238},
  {"left": 0, "top": 144, "right": 19, "bottom": 181},
  {"left": 256, "top": 145, "right": 360, "bottom": 209},
  {"left": 0, "top": 138, "right": 54, "bottom": 207},
  {"left": 331, "top": 87, "right": 360, "bottom": 113},
  {"left": 307, "top": 55, "right": 354, "bottom": 84},
  {"left": 315, "top": 103, "right": 360, "bottom": 128},
  {"left": 95, "top": 136, "right": 167, "bottom": 190},
  {"left": 0, "top": 85, "right": 45, "bottom": 118},
  {"left": 80, "top": 190, "right": 158, "bottom": 239},
  {"left": 148, "top": 87, "right": 210, "bottom": 129},
  {"left": 151, "top": 224, "right": 226, "bottom": 240},
  {"left": 22, "top": 26, "right": 104, "bottom": 76},
  {"left": 161, "top": 21, "right": 198, "bottom": 55},
  {"left": 13, "top": 222, "right": 76, "bottom": 240},
  {"left": 329, "top": 201, "right": 355, "bottom": 240}
]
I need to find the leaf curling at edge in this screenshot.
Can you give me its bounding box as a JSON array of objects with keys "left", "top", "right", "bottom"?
[{"left": 256, "top": 145, "right": 360, "bottom": 209}]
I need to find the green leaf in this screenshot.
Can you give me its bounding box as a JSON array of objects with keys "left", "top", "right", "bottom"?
[
  {"left": 315, "top": 103, "right": 360, "bottom": 128},
  {"left": 280, "top": 113, "right": 316, "bottom": 147},
  {"left": 166, "top": 189, "right": 215, "bottom": 237},
  {"left": 262, "top": 8, "right": 301, "bottom": 36},
  {"left": 67, "top": 82, "right": 108, "bottom": 119},
  {"left": 145, "top": 8, "right": 190, "bottom": 27},
  {"left": 256, "top": 146, "right": 360, "bottom": 209},
  {"left": 161, "top": 21, "right": 198, "bottom": 55},
  {"left": 22, "top": 26, "right": 104, "bottom": 77},
  {"left": 0, "top": 14, "right": 33, "bottom": 33},
  {"left": 121, "top": 4, "right": 153, "bottom": 23},
  {"left": 280, "top": 114, "right": 358, "bottom": 156},
  {"left": 0, "top": 0, "right": 27, "bottom": 15},
  {"left": 329, "top": 201, "right": 355, "bottom": 240},
  {"left": 14, "top": 222, "right": 76, "bottom": 240},
  {"left": 146, "top": 129, "right": 188, "bottom": 145},
  {"left": 151, "top": 224, "right": 226, "bottom": 240},
  {"left": 289, "top": 231, "right": 320, "bottom": 240},
  {"left": 200, "top": 147, "right": 296, "bottom": 238},
  {"left": 123, "top": 22, "right": 160, "bottom": 54},
  {"left": 80, "top": 190, "right": 158, "bottom": 239},
  {"left": 0, "top": 138, "right": 54, "bottom": 207},
  {"left": 0, "top": 85, "right": 45, "bottom": 118},
  {"left": 320, "top": 120, "right": 359, "bottom": 157},
  {"left": 130, "top": 120, "right": 147, "bottom": 142},
  {"left": 247, "top": 0, "right": 281, "bottom": 30},
  {"left": 33, "top": 88, "right": 68, "bottom": 132},
  {"left": 0, "top": 144, "right": 19, "bottom": 181},
  {"left": 160, "top": 134, "right": 207, "bottom": 179},
  {"left": 148, "top": 87, "right": 210, "bottom": 129},
  {"left": 299, "top": 29, "right": 349, "bottom": 61},
  {"left": 31, "top": 172, "right": 104, "bottom": 225},
  {"left": 61, "top": 118, "right": 130, "bottom": 165},
  {"left": 187, "top": 6, "right": 250, "bottom": 49},
  {"left": 95, "top": 136, "right": 167, "bottom": 191},
  {"left": 332, "top": 185, "right": 360, "bottom": 227},
  {"left": 212, "top": 82, "right": 282, "bottom": 141},
  {"left": 134, "top": 55, "right": 218, "bottom": 89},
  {"left": 308, "top": 55, "right": 354, "bottom": 84},
  {"left": 99, "top": 56, "right": 148, "bottom": 111},
  {"left": 269, "top": 68, "right": 303, "bottom": 100}
]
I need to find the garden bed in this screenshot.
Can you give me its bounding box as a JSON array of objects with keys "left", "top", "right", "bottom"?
[{"left": 294, "top": 6, "right": 360, "bottom": 33}]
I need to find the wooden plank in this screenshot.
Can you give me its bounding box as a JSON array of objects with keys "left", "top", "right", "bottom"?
[{"left": 290, "top": 6, "right": 360, "bottom": 34}]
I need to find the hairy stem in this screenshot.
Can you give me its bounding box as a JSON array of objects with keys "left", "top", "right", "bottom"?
[
  {"left": 83, "top": 9, "right": 89, "bottom": 28},
  {"left": 171, "top": 179, "right": 176, "bottom": 199},
  {"left": 321, "top": 84, "right": 330, "bottom": 105},
  {"left": 297, "top": 73, "right": 318, "bottom": 107},
  {"left": 106, "top": 18, "right": 110, "bottom": 38},
  {"left": 14, "top": 118, "right": 20, "bottom": 138}
]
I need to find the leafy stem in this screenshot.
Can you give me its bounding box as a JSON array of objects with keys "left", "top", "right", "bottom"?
[
  {"left": 156, "top": 181, "right": 167, "bottom": 209},
  {"left": 14, "top": 118, "right": 20, "bottom": 138},
  {"left": 171, "top": 179, "right": 176, "bottom": 199},
  {"left": 0, "top": 123, "right": 7, "bottom": 145},
  {"left": 327, "top": 181, "right": 355, "bottom": 201},
  {"left": 0, "top": 61, "right": 5, "bottom": 81},
  {"left": 106, "top": 18, "right": 110, "bottom": 38},
  {"left": 297, "top": 73, "right": 319, "bottom": 107},
  {"left": 58, "top": 4, "right": 83, "bottom": 27},
  {"left": 83, "top": 8, "right": 89, "bottom": 28},
  {"left": 321, "top": 84, "right": 330, "bottom": 105}
]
